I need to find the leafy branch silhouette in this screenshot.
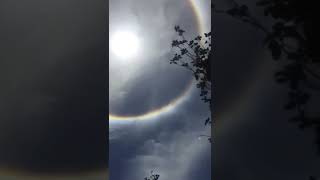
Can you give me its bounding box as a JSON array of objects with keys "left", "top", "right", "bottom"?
[
  {"left": 170, "top": 26, "right": 213, "bottom": 143},
  {"left": 144, "top": 171, "right": 160, "bottom": 180},
  {"left": 171, "top": 26, "right": 212, "bottom": 107}
]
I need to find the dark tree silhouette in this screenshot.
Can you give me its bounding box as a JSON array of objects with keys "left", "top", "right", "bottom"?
[
  {"left": 170, "top": 26, "right": 212, "bottom": 143},
  {"left": 144, "top": 171, "right": 160, "bottom": 180},
  {"left": 171, "top": 26, "right": 212, "bottom": 107}
]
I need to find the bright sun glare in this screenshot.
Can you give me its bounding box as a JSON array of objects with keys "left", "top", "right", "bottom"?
[{"left": 111, "top": 31, "right": 140, "bottom": 59}]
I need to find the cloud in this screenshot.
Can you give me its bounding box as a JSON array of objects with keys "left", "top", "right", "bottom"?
[
  {"left": 125, "top": 129, "right": 211, "bottom": 180},
  {"left": 109, "top": 84, "right": 211, "bottom": 180}
]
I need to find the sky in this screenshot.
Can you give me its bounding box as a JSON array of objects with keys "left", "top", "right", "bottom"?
[{"left": 109, "top": 0, "right": 211, "bottom": 180}]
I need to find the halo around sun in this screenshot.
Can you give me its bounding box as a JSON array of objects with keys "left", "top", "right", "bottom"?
[{"left": 110, "top": 31, "right": 140, "bottom": 59}]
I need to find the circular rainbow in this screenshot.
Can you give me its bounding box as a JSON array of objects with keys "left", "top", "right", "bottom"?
[{"left": 109, "top": 0, "right": 210, "bottom": 122}]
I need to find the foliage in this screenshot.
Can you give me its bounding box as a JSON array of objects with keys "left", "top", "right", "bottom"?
[
  {"left": 171, "top": 26, "right": 212, "bottom": 106},
  {"left": 144, "top": 171, "right": 160, "bottom": 180},
  {"left": 170, "top": 26, "right": 213, "bottom": 143},
  {"left": 258, "top": 0, "right": 320, "bottom": 154},
  {"left": 171, "top": 26, "right": 212, "bottom": 108}
]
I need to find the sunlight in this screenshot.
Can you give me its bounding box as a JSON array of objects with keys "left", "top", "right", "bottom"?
[{"left": 110, "top": 31, "right": 140, "bottom": 59}]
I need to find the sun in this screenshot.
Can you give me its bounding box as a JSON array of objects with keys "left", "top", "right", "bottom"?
[{"left": 110, "top": 31, "right": 140, "bottom": 59}]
